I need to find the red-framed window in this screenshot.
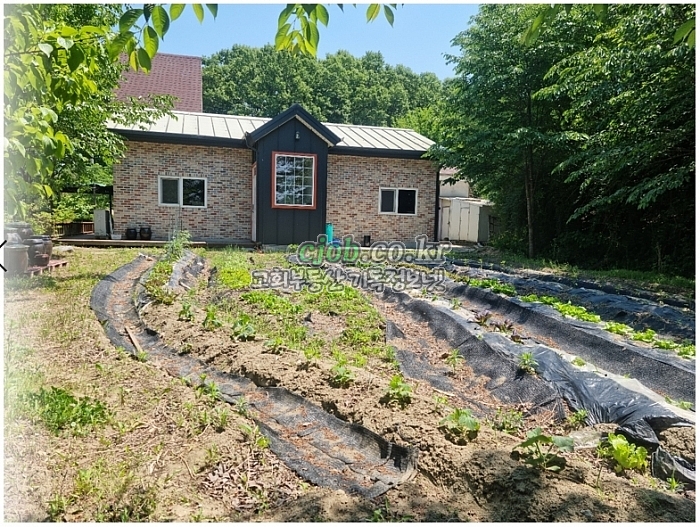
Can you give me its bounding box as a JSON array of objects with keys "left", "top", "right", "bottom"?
[{"left": 271, "top": 152, "right": 317, "bottom": 209}]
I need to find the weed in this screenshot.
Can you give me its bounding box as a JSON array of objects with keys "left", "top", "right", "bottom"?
[
  {"left": 566, "top": 409, "right": 588, "bottom": 429},
  {"left": 490, "top": 407, "right": 523, "bottom": 435},
  {"left": 28, "top": 386, "right": 110, "bottom": 436},
  {"left": 135, "top": 349, "right": 148, "bottom": 362},
  {"left": 195, "top": 381, "right": 220, "bottom": 403},
  {"left": 572, "top": 356, "right": 586, "bottom": 367},
  {"left": 450, "top": 297, "right": 462, "bottom": 310},
  {"left": 604, "top": 321, "right": 633, "bottom": 336},
  {"left": 202, "top": 304, "right": 223, "bottom": 331},
  {"left": 513, "top": 427, "right": 574, "bottom": 472},
  {"left": 219, "top": 267, "right": 252, "bottom": 290},
  {"left": 386, "top": 374, "right": 412, "bottom": 407},
  {"left": 165, "top": 229, "right": 191, "bottom": 260},
  {"left": 518, "top": 352, "right": 538, "bottom": 375},
  {"left": 475, "top": 310, "right": 492, "bottom": 326},
  {"left": 303, "top": 345, "right": 322, "bottom": 363},
  {"left": 598, "top": 433, "right": 648, "bottom": 474},
  {"left": 433, "top": 395, "right": 449, "bottom": 413},
  {"left": 330, "top": 352, "right": 355, "bottom": 387},
  {"left": 47, "top": 493, "right": 69, "bottom": 521},
  {"left": 205, "top": 444, "right": 221, "bottom": 466},
  {"left": 232, "top": 314, "right": 256, "bottom": 341},
  {"left": 234, "top": 397, "right": 249, "bottom": 417},
  {"left": 445, "top": 349, "right": 464, "bottom": 375},
  {"left": 632, "top": 328, "right": 656, "bottom": 343},
  {"left": 178, "top": 301, "right": 194, "bottom": 322},
  {"left": 667, "top": 475, "right": 685, "bottom": 493},
  {"left": 440, "top": 408, "right": 481, "bottom": 441},
  {"left": 352, "top": 353, "right": 368, "bottom": 367},
  {"left": 369, "top": 497, "right": 414, "bottom": 522},
  {"left": 264, "top": 336, "right": 286, "bottom": 354},
  {"left": 240, "top": 423, "right": 270, "bottom": 449}
]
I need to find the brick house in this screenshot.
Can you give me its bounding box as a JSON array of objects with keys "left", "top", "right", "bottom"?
[{"left": 108, "top": 104, "right": 438, "bottom": 245}]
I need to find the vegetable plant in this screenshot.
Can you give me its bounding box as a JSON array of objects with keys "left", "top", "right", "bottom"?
[
  {"left": 513, "top": 427, "right": 574, "bottom": 472},
  {"left": 474, "top": 310, "right": 492, "bottom": 326},
  {"left": 440, "top": 408, "right": 480, "bottom": 441},
  {"left": 445, "top": 349, "right": 464, "bottom": 375},
  {"left": 202, "top": 304, "right": 222, "bottom": 331},
  {"left": 667, "top": 475, "right": 685, "bottom": 493},
  {"left": 632, "top": 328, "right": 656, "bottom": 343},
  {"left": 231, "top": 314, "right": 256, "bottom": 341},
  {"left": 518, "top": 352, "right": 538, "bottom": 374},
  {"left": 566, "top": 409, "right": 588, "bottom": 429},
  {"left": 571, "top": 356, "right": 586, "bottom": 367},
  {"left": 489, "top": 407, "right": 523, "bottom": 435},
  {"left": 330, "top": 362, "right": 355, "bottom": 387},
  {"left": 178, "top": 301, "right": 194, "bottom": 322},
  {"left": 664, "top": 396, "right": 693, "bottom": 410},
  {"left": 598, "top": 433, "right": 648, "bottom": 474},
  {"left": 386, "top": 374, "right": 412, "bottom": 407},
  {"left": 604, "top": 321, "right": 633, "bottom": 336}
]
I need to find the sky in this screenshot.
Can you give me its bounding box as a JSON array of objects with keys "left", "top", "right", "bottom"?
[{"left": 157, "top": 3, "right": 481, "bottom": 80}]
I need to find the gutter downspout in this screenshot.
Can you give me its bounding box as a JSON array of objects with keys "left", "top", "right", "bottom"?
[{"left": 244, "top": 132, "right": 259, "bottom": 244}]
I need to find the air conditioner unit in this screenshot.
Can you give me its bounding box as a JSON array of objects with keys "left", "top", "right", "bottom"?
[{"left": 93, "top": 209, "right": 110, "bottom": 237}]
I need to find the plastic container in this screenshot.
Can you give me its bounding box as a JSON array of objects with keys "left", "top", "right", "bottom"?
[
  {"left": 139, "top": 226, "right": 152, "bottom": 240},
  {"left": 125, "top": 228, "right": 138, "bottom": 240},
  {"left": 325, "top": 222, "right": 334, "bottom": 244}
]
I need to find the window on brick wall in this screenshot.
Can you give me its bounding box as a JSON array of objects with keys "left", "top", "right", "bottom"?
[
  {"left": 272, "top": 152, "right": 316, "bottom": 209},
  {"left": 158, "top": 177, "right": 206, "bottom": 208},
  {"left": 379, "top": 187, "right": 417, "bottom": 215}
]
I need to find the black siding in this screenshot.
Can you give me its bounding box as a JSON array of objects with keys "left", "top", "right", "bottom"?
[{"left": 255, "top": 119, "right": 328, "bottom": 245}]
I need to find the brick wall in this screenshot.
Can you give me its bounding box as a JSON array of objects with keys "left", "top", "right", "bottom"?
[
  {"left": 326, "top": 155, "right": 438, "bottom": 244},
  {"left": 113, "top": 141, "right": 252, "bottom": 240},
  {"left": 115, "top": 53, "right": 203, "bottom": 112}
]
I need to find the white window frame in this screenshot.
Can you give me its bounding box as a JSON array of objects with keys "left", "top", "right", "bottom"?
[
  {"left": 272, "top": 152, "right": 317, "bottom": 209},
  {"left": 158, "top": 176, "right": 207, "bottom": 208},
  {"left": 378, "top": 187, "right": 418, "bottom": 216}
]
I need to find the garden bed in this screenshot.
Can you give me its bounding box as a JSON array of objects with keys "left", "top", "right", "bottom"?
[{"left": 89, "top": 248, "right": 696, "bottom": 521}]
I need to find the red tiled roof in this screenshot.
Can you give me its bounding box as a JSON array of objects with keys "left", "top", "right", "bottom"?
[{"left": 115, "top": 53, "right": 202, "bottom": 112}]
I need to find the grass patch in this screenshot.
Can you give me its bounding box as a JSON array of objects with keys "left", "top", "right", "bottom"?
[{"left": 27, "top": 386, "right": 111, "bottom": 436}]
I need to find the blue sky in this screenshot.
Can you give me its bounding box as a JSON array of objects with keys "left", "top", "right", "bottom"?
[{"left": 157, "top": 3, "right": 481, "bottom": 79}]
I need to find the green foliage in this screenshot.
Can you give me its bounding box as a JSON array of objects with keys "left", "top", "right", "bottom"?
[
  {"left": 239, "top": 423, "right": 270, "bottom": 450},
  {"left": 144, "top": 260, "right": 176, "bottom": 305},
  {"left": 27, "top": 386, "right": 110, "bottom": 436},
  {"left": 676, "top": 343, "right": 696, "bottom": 359},
  {"left": 231, "top": 314, "right": 256, "bottom": 341},
  {"left": 632, "top": 328, "right": 656, "bottom": 344},
  {"left": 164, "top": 230, "right": 191, "bottom": 261},
  {"left": 513, "top": 427, "right": 574, "bottom": 472},
  {"left": 386, "top": 374, "right": 412, "bottom": 407},
  {"left": 667, "top": 475, "right": 685, "bottom": 493},
  {"left": 440, "top": 408, "right": 481, "bottom": 441},
  {"left": 470, "top": 277, "right": 517, "bottom": 296},
  {"left": 489, "top": 407, "right": 523, "bottom": 435},
  {"left": 664, "top": 396, "right": 693, "bottom": 411},
  {"left": 604, "top": 321, "right": 633, "bottom": 336},
  {"left": 219, "top": 267, "right": 252, "bottom": 290},
  {"left": 202, "top": 304, "right": 223, "bottom": 331},
  {"left": 449, "top": 297, "right": 462, "bottom": 310},
  {"left": 598, "top": 433, "right": 648, "bottom": 474},
  {"left": 571, "top": 357, "right": 586, "bottom": 367},
  {"left": 519, "top": 352, "right": 538, "bottom": 375},
  {"left": 566, "top": 409, "right": 588, "bottom": 429},
  {"left": 554, "top": 302, "right": 601, "bottom": 323},
  {"left": 178, "top": 301, "right": 194, "bottom": 322},
  {"left": 445, "top": 349, "right": 464, "bottom": 375},
  {"left": 330, "top": 363, "right": 355, "bottom": 387}
]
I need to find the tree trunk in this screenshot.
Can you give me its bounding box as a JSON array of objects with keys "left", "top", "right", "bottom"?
[{"left": 525, "top": 89, "right": 536, "bottom": 259}]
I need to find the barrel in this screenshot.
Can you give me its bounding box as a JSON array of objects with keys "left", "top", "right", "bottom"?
[
  {"left": 125, "top": 228, "right": 138, "bottom": 240},
  {"left": 139, "top": 226, "right": 152, "bottom": 240},
  {"left": 41, "top": 235, "right": 53, "bottom": 260},
  {"left": 24, "top": 237, "right": 45, "bottom": 266},
  {"left": 5, "top": 244, "right": 28, "bottom": 276}
]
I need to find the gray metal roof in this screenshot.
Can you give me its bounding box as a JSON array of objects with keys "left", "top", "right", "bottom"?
[{"left": 108, "top": 110, "right": 434, "bottom": 153}]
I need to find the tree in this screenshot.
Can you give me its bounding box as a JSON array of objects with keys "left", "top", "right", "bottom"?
[{"left": 433, "top": 4, "right": 595, "bottom": 258}]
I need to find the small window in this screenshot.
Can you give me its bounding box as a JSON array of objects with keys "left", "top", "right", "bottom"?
[
  {"left": 379, "top": 187, "right": 418, "bottom": 215},
  {"left": 273, "top": 153, "right": 316, "bottom": 208},
  {"left": 159, "top": 177, "right": 207, "bottom": 208}
]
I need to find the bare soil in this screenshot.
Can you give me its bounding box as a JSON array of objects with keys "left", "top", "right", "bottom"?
[{"left": 137, "top": 257, "right": 696, "bottom": 522}]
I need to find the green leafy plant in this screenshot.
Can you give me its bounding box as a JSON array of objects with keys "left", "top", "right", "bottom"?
[
  {"left": 330, "top": 362, "right": 355, "bottom": 387},
  {"left": 433, "top": 395, "right": 449, "bottom": 413},
  {"left": 135, "top": 349, "right": 148, "bottom": 363},
  {"left": 303, "top": 345, "right": 321, "bottom": 364},
  {"left": 652, "top": 338, "right": 678, "bottom": 350},
  {"left": 632, "top": 328, "right": 656, "bottom": 343},
  {"left": 667, "top": 475, "right": 685, "bottom": 493},
  {"left": 513, "top": 427, "right": 574, "bottom": 472},
  {"left": 28, "top": 386, "right": 110, "bottom": 436},
  {"left": 178, "top": 301, "right": 194, "bottom": 322},
  {"left": 386, "top": 374, "right": 412, "bottom": 407},
  {"left": 490, "top": 407, "right": 523, "bottom": 435},
  {"left": 571, "top": 356, "right": 586, "bottom": 367},
  {"left": 240, "top": 423, "right": 270, "bottom": 450},
  {"left": 598, "top": 433, "right": 648, "bottom": 474},
  {"left": 234, "top": 397, "right": 249, "bottom": 417},
  {"left": 664, "top": 396, "right": 693, "bottom": 410},
  {"left": 202, "top": 304, "right": 222, "bottom": 331},
  {"left": 554, "top": 301, "right": 601, "bottom": 322},
  {"left": 518, "top": 352, "right": 538, "bottom": 374},
  {"left": 440, "top": 407, "right": 480, "bottom": 441},
  {"left": 566, "top": 409, "right": 588, "bottom": 429},
  {"left": 494, "top": 318, "right": 514, "bottom": 332},
  {"left": 231, "top": 314, "right": 256, "bottom": 342},
  {"left": 676, "top": 343, "right": 695, "bottom": 359},
  {"left": 475, "top": 310, "right": 492, "bottom": 326},
  {"left": 450, "top": 297, "right": 462, "bottom": 310},
  {"left": 604, "top": 321, "right": 633, "bottom": 336},
  {"left": 445, "top": 348, "right": 464, "bottom": 375}
]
